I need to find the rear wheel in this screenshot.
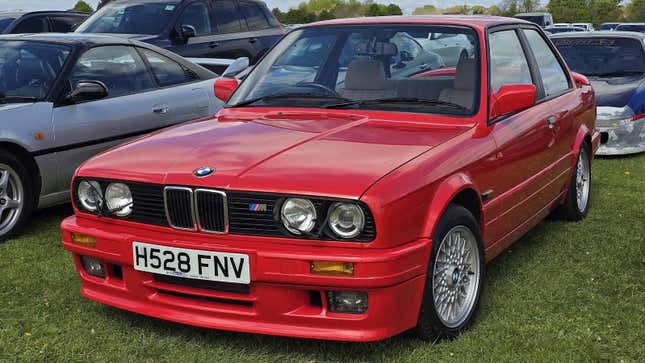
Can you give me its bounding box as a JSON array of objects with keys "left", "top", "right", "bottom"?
[
  {"left": 0, "top": 150, "right": 34, "bottom": 243},
  {"left": 415, "top": 204, "right": 484, "bottom": 341},
  {"left": 556, "top": 144, "right": 591, "bottom": 221}
]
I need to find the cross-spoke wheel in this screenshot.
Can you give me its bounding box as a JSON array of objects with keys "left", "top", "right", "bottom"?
[
  {"left": 416, "top": 204, "right": 484, "bottom": 341},
  {"left": 0, "top": 150, "right": 35, "bottom": 243}
]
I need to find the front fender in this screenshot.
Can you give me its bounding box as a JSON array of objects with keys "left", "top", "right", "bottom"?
[{"left": 420, "top": 172, "right": 481, "bottom": 239}]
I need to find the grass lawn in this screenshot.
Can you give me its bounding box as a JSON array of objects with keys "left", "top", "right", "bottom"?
[{"left": 1, "top": 154, "right": 643, "bottom": 362}]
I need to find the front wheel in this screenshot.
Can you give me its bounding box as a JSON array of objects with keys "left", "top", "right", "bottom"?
[
  {"left": 0, "top": 151, "right": 34, "bottom": 243},
  {"left": 415, "top": 204, "right": 485, "bottom": 341}
]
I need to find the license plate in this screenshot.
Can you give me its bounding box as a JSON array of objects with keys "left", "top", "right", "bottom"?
[{"left": 132, "top": 242, "right": 250, "bottom": 284}]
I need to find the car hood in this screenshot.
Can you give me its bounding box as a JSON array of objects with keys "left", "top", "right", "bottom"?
[
  {"left": 78, "top": 108, "right": 473, "bottom": 198},
  {"left": 589, "top": 74, "right": 645, "bottom": 107}
]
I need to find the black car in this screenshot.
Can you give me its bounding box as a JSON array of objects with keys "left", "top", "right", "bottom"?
[
  {"left": 0, "top": 11, "right": 88, "bottom": 34},
  {"left": 615, "top": 23, "right": 645, "bottom": 33},
  {"left": 75, "top": 0, "right": 285, "bottom": 72}
]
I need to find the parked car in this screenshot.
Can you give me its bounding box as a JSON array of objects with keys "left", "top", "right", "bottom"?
[
  {"left": 75, "top": 0, "right": 285, "bottom": 73},
  {"left": 513, "top": 12, "right": 554, "bottom": 27},
  {"left": 0, "top": 11, "right": 88, "bottom": 34},
  {"left": 418, "top": 32, "right": 475, "bottom": 67},
  {"left": 552, "top": 31, "right": 645, "bottom": 155},
  {"left": 544, "top": 26, "right": 586, "bottom": 34},
  {"left": 599, "top": 22, "right": 620, "bottom": 31},
  {"left": 614, "top": 23, "right": 645, "bottom": 33},
  {"left": 0, "top": 33, "right": 223, "bottom": 241},
  {"left": 62, "top": 16, "right": 599, "bottom": 342},
  {"left": 572, "top": 23, "right": 594, "bottom": 31}
]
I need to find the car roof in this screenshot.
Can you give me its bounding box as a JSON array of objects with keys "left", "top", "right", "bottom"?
[
  {"left": 0, "top": 10, "right": 87, "bottom": 17},
  {"left": 514, "top": 12, "right": 550, "bottom": 16},
  {"left": 550, "top": 30, "right": 645, "bottom": 40},
  {"left": 309, "top": 15, "right": 526, "bottom": 29},
  {"left": 0, "top": 33, "right": 138, "bottom": 47}
]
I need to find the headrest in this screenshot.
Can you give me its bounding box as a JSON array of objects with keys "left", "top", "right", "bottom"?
[
  {"left": 454, "top": 57, "right": 477, "bottom": 91},
  {"left": 345, "top": 59, "right": 388, "bottom": 90}
]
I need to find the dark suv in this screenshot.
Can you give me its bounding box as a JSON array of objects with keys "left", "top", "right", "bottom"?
[
  {"left": 0, "top": 11, "right": 88, "bottom": 34},
  {"left": 76, "top": 0, "right": 284, "bottom": 72}
]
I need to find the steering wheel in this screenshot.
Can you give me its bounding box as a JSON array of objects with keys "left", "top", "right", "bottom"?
[{"left": 296, "top": 82, "right": 339, "bottom": 97}]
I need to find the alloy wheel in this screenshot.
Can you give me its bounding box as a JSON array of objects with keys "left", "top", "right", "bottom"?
[
  {"left": 0, "top": 163, "right": 25, "bottom": 237},
  {"left": 575, "top": 148, "right": 590, "bottom": 213}
]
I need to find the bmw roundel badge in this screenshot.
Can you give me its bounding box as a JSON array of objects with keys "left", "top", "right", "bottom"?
[{"left": 193, "top": 166, "right": 215, "bottom": 177}]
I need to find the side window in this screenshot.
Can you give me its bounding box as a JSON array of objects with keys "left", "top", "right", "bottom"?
[
  {"left": 12, "top": 17, "right": 48, "bottom": 33},
  {"left": 50, "top": 16, "right": 84, "bottom": 33},
  {"left": 142, "top": 49, "right": 196, "bottom": 87},
  {"left": 213, "top": 0, "right": 243, "bottom": 33},
  {"left": 177, "top": 1, "right": 212, "bottom": 36},
  {"left": 239, "top": 1, "right": 270, "bottom": 31},
  {"left": 69, "top": 46, "right": 155, "bottom": 98},
  {"left": 488, "top": 30, "right": 533, "bottom": 92},
  {"left": 523, "top": 29, "right": 570, "bottom": 98}
]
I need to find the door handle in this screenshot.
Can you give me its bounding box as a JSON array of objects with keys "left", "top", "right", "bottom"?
[
  {"left": 546, "top": 116, "right": 557, "bottom": 128},
  {"left": 209, "top": 42, "right": 219, "bottom": 48},
  {"left": 248, "top": 38, "right": 258, "bottom": 44},
  {"left": 153, "top": 105, "right": 169, "bottom": 114}
]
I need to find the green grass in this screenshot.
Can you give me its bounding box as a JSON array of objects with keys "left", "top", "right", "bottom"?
[{"left": 1, "top": 155, "right": 644, "bottom": 362}]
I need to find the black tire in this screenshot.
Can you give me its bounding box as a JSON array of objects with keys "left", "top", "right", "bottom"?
[
  {"left": 415, "top": 204, "right": 485, "bottom": 341},
  {"left": 555, "top": 144, "right": 591, "bottom": 221},
  {"left": 0, "top": 150, "right": 35, "bottom": 243}
]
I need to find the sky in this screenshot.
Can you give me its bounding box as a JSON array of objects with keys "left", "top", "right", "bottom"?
[{"left": 0, "top": 0, "right": 504, "bottom": 15}]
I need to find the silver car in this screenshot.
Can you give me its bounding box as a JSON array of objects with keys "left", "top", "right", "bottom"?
[{"left": 0, "top": 34, "right": 223, "bottom": 241}]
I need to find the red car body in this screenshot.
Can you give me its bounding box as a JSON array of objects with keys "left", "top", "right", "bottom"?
[{"left": 62, "top": 16, "right": 600, "bottom": 342}]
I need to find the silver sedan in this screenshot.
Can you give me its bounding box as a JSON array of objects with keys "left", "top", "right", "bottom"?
[{"left": 0, "top": 34, "right": 224, "bottom": 241}]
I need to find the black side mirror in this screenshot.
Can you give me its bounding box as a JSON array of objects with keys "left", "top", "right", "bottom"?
[
  {"left": 180, "top": 24, "right": 196, "bottom": 40},
  {"left": 66, "top": 80, "right": 108, "bottom": 103}
]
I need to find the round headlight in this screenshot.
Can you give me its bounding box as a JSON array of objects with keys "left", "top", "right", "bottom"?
[
  {"left": 105, "top": 183, "right": 133, "bottom": 217},
  {"left": 281, "top": 198, "right": 317, "bottom": 235},
  {"left": 77, "top": 180, "right": 103, "bottom": 212},
  {"left": 328, "top": 203, "right": 365, "bottom": 239}
]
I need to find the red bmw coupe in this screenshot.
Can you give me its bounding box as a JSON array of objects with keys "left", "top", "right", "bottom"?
[{"left": 62, "top": 16, "right": 600, "bottom": 342}]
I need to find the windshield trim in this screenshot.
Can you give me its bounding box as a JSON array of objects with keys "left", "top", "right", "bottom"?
[
  {"left": 228, "top": 23, "right": 482, "bottom": 118},
  {"left": 75, "top": 1, "right": 178, "bottom": 35}
]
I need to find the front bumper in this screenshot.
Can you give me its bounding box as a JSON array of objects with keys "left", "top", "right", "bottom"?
[
  {"left": 596, "top": 106, "right": 645, "bottom": 155},
  {"left": 61, "top": 216, "right": 430, "bottom": 342}
]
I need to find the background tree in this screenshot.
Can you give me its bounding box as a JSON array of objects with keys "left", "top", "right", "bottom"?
[
  {"left": 412, "top": 5, "right": 438, "bottom": 15},
  {"left": 73, "top": 0, "right": 94, "bottom": 13},
  {"left": 547, "top": 0, "right": 622, "bottom": 26},
  {"left": 624, "top": 0, "right": 645, "bottom": 21}
]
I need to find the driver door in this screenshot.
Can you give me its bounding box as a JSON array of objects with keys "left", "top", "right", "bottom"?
[{"left": 52, "top": 45, "right": 169, "bottom": 191}]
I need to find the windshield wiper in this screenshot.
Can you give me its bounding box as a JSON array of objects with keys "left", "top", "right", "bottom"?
[
  {"left": 323, "top": 97, "right": 470, "bottom": 111},
  {"left": 590, "top": 70, "right": 643, "bottom": 77},
  {"left": 228, "top": 93, "right": 351, "bottom": 108},
  {"left": 0, "top": 95, "right": 39, "bottom": 104}
]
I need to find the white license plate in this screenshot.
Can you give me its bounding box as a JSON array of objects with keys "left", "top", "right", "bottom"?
[{"left": 132, "top": 242, "right": 250, "bottom": 284}]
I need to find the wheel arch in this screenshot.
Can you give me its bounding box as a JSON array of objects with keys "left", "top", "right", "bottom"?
[
  {"left": 0, "top": 142, "right": 42, "bottom": 201},
  {"left": 421, "top": 172, "right": 483, "bottom": 239}
]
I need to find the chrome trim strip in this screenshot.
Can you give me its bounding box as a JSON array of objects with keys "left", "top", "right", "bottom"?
[
  {"left": 163, "top": 186, "right": 197, "bottom": 231},
  {"left": 194, "top": 188, "right": 229, "bottom": 234}
]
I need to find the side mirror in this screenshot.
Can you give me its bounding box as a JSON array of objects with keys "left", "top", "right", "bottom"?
[
  {"left": 571, "top": 71, "right": 590, "bottom": 87},
  {"left": 489, "top": 84, "right": 536, "bottom": 120},
  {"left": 221, "top": 57, "right": 250, "bottom": 78},
  {"left": 214, "top": 77, "right": 239, "bottom": 102},
  {"left": 180, "top": 24, "right": 196, "bottom": 40},
  {"left": 66, "top": 80, "right": 108, "bottom": 103}
]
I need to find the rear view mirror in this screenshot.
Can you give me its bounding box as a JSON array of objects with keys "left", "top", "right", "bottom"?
[
  {"left": 66, "top": 81, "right": 108, "bottom": 103},
  {"left": 354, "top": 40, "right": 398, "bottom": 57},
  {"left": 180, "top": 24, "right": 196, "bottom": 40},
  {"left": 489, "top": 84, "right": 536, "bottom": 120},
  {"left": 214, "top": 77, "right": 239, "bottom": 102},
  {"left": 221, "top": 57, "right": 250, "bottom": 78}
]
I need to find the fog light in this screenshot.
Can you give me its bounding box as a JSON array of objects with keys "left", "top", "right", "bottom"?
[
  {"left": 311, "top": 261, "right": 354, "bottom": 276},
  {"left": 326, "top": 291, "right": 367, "bottom": 314},
  {"left": 71, "top": 233, "right": 96, "bottom": 248},
  {"left": 81, "top": 256, "right": 105, "bottom": 278}
]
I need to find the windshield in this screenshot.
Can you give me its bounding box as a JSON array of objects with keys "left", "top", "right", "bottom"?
[
  {"left": 76, "top": 1, "right": 178, "bottom": 34},
  {"left": 553, "top": 37, "right": 645, "bottom": 76},
  {"left": 0, "top": 17, "right": 15, "bottom": 33},
  {"left": 228, "top": 25, "right": 480, "bottom": 116},
  {"left": 515, "top": 15, "right": 547, "bottom": 27},
  {"left": 0, "top": 41, "right": 71, "bottom": 100},
  {"left": 615, "top": 24, "right": 645, "bottom": 33}
]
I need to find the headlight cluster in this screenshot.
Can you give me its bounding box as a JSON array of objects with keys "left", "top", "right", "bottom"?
[
  {"left": 280, "top": 197, "right": 367, "bottom": 240},
  {"left": 76, "top": 180, "right": 133, "bottom": 217}
]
